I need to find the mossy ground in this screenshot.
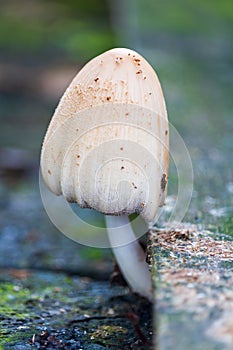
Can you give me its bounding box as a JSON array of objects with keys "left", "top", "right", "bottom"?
[{"left": 0, "top": 269, "right": 152, "bottom": 349}]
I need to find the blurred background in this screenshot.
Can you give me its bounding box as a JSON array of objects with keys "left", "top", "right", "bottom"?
[{"left": 0, "top": 0, "right": 232, "bottom": 274}]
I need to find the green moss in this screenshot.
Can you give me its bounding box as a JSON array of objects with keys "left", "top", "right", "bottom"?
[
  {"left": 0, "top": 283, "right": 33, "bottom": 316},
  {"left": 79, "top": 247, "right": 106, "bottom": 261},
  {"left": 0, "top": 274, "right": 93, "bottom": 345},
  {"left": 0, "top": 327, "right": 32, "bottom": 347},
  {"left": 90, "top": 325, "right": 128, "bottom": 346}
]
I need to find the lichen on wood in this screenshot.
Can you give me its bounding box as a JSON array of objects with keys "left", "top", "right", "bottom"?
[{"left": 148, "top": 224, "right": 233, "bottom": 349}]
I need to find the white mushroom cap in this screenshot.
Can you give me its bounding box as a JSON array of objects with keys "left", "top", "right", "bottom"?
[{"left": 41, "top": 48, "right": 169, "bottom": 226}]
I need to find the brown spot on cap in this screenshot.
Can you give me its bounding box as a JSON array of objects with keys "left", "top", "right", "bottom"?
[
  {"left": 115, "top": 57, "right": 123, "bottom": 63},
  {"left": 48, "top": 169, "right": 51, "bottom": 175},
  {"left": 161, "top": 173, "right": 167, "bottom": 192},
  {"left": 136, "top": 69, "right": 142, "bottom": 74}
]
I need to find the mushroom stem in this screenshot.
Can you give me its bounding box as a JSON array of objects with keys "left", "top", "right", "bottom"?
[{"left": 105, "top": 215, "right": 153, "bottom": 301}]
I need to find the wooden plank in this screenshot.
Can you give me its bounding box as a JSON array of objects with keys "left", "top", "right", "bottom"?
[{"left": 148, "top": 224, "right": 233, "bottom": 350}]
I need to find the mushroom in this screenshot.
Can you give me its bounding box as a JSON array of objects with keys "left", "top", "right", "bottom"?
[{"left": 40, "top": 48, "right": 169, "bottom": 301}]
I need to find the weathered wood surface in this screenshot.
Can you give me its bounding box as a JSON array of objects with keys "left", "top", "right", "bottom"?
[{"left": 148, "top": 225, "right": 233, "bottom": 350}]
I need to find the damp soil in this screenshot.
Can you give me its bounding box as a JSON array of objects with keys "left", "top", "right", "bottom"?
[{"left": 0, "top": 269, "right": 152, "bottom": 349}]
